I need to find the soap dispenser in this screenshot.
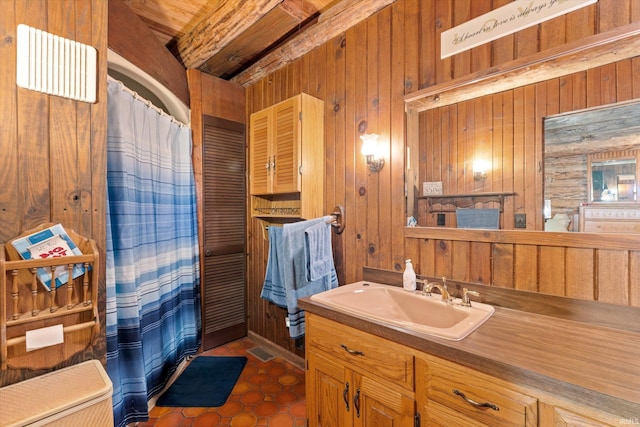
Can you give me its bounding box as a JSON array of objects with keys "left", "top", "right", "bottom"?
[{"left": 403, "top": 259, "right": 417, "bottom": 291}]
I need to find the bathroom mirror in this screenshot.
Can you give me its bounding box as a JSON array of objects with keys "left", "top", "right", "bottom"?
[{"left": 588, "top": 153, "right": 638, "bottom": 202}]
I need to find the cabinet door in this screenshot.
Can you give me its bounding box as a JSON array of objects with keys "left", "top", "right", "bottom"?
[
  {"left": 249, "top": 107, "right": 271, "bottom": 195},
  {"left": 354, "top": 373, "right": 415, "bottom": 427},
  {"left": 307, "top": 351, "right": 353, "bottom": 427},
  {"left": 272, "top": 96, "right": 301, "bottom": 194}
]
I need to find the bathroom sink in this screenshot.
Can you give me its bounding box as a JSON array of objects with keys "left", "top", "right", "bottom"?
[{"left": 310, "top": 281, "right": 494, "bottom": 340}]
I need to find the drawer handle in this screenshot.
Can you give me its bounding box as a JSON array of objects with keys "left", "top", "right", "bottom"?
[
  {"left": 343, "top": 382, "right": 350, "bottom": 411},
  {"left": 340, "top": 344, "right": 365, "bottom": 356},
  {"left": 453, "top": 389, "right": 499, "bottom": 411}
]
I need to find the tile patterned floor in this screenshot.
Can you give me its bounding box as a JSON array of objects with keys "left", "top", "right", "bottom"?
[{"left": 137, "top": 337, "right": 306, "bottom": 427}]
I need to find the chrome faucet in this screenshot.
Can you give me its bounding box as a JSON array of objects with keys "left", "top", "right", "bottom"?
[{"left": 421, "top": 277, "right": 451, "bottom": 302}]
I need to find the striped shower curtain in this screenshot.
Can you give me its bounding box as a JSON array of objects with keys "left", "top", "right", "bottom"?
[{"left": 105, "top": 79, "right": 201, "bottom": 427}]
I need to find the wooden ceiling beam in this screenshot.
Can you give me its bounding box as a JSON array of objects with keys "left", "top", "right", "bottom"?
[
  {"left": 177, "top": 0, "right": 284, "bottom": 69},
  {"left": 232, "top": 0, "right": 397, "bottom": 87}
]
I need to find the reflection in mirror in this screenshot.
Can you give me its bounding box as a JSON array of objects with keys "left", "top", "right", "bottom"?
[
  {"left": 544, "top": 100, "right": 640, "bottom": 220},
  {"left": 589, "top": 156, "right": 637, "bottom": 202}
]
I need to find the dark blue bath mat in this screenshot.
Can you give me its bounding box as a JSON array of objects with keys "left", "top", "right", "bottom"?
[{"left": 156, "top": 356, "right": 247, "bottom": 407}]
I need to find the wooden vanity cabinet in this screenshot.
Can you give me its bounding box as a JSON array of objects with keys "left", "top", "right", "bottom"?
[
  {"left": 306, "top": 313, "right": 626, "bottom": 427},
  {"left": 305, "top": 314, "right": 415, "bottom": 427}
]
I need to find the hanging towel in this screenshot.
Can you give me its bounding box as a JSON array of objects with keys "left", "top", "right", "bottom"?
[
  {"left": 279, "top": 216, "right": 338, "bottom": 338},
  {"left": 260, "top": 226, "right": 286, "bottom": 308},
  {"left": 304, "top": 220, "right": 334, "bottom": 282}
]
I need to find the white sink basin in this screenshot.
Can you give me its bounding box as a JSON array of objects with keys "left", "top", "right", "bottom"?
[{"left": 310, "top": 281, "right": 494, "bottom": 340}]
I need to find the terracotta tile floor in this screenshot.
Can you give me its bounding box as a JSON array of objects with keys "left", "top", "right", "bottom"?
[{"left": 137, "top": 337, "right": 306, "bottom": 427}]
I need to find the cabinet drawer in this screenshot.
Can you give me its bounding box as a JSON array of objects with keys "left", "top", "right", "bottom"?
[
  {"left": 306, "top": 314, "right": 414, "bottom": 389},
  {"left": 426, "top": 358, "right": 537, "bottom": 427}
]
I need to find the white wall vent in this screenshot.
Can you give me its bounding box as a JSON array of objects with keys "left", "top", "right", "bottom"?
[{"left": 16, "top": 24, "right": 97, "bottom": 103}]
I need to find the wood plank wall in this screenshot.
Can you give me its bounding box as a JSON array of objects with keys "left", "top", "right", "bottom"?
[
  {"left": 0, "top": 0, "right": 107, "bottom": 385},
  {"left": 245, "top": 0, "right": 640, "bottom": 352},
  {"left": 404, "top": 227, "right": 640, "bottom": 307}
]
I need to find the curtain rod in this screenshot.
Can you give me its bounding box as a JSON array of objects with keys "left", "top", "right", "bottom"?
[{"left": 107, "top": 75, "right": 188, "bottom": 128}]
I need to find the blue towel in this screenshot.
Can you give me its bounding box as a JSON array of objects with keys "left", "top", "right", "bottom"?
[
  {"left": 280, "top": 216, "right": 338, "bottom": 338},
  {"left": 304, "top": 220, "right": 334, "bottom": 281},
  {"left": 260, "top": 226, "right": 287, "bottom": 308}
]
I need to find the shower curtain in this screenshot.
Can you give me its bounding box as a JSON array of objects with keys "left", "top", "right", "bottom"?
[{"left": 105, "top": 79, "right": 201, "bottom": 427}]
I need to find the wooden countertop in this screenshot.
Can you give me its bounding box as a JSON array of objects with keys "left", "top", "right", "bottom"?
[{"left": 299, "top": 289, "right": 640, "bottom": 418}]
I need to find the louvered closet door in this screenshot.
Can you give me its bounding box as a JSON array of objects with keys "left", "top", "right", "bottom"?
[{"left": 202, "top": 116, "right": 247, "bottom": 350}]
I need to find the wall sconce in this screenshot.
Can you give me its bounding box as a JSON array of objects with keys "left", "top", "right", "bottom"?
[
  {"left": 361, "top": 133, "right": 385, "bottom": 172},
  {"left": 473, "top": 159, "right": 490, "bottom": 181}
]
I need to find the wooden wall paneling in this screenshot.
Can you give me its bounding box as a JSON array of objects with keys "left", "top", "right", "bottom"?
[
  {"left": 404, "top": 235, "right": 420, "bottom": 274},
  {"left": 468, "top": 241, "right": 491, "bottom": 284},
  {"left": 420, "top": 0, "right": 436, "bottom": 88},
  {"left": 455, "top": 102, "right": 467, "bottom": 197},
  {"left": 512, "top": 87, "right": 526, "bottom": 222},
  {"left": 539, "top": 13, "right": 566, "bottom": 51},
  {"left": 469, "top": 1, "right": 491, "bottom": 74},
  {"left": 616, "top": 59, "right": 634, "bottom": 102},
  {"left": 463, "top": 99, "right": 475, "bottom": 193},
  {"left": 601, "top": 62, "right": 618, "bottom": 104},
  {"left": 390, "top": 1, "right": 407, "bottom": 273},
  {"left": 0, "top": 1, "right": 18, "bottom": 242},
  {"left": 634, "top": 58, "right": 640, "bottom": 99},
  {"left": 513, "top": 244, "right": 538, "bottom": 292},
  {"left": 404, "top": 0, "right": 420, "bottom": 222},
  {"left": 331, "top": 34, "right": 348, "bottom": 285},
  {"left": 491, "top": 93, "right": 504, "bottom": 222},
  {"left": 353, "top": 21, "right": 369, "bottom": 282},
  {"left": 324, "top": 37, "right": 339, "bottom": 281},
  {"left": 501, "top": 91, "right": 515, "bottom": 228},
  {"left": 630, "top": 251, "right": 640, "bottom": 306},
  {"left": 429, "top": 0, "right": 447, "bottom": 84},
  {"left": 378, "top": 7, "right": 396, "bottom": 270},
  {"left": 572, "top": 70, "right": 588, "bottom": 113},
  {"left": 596, "top": 250, "right": 630, "bottom": 305},
  {"left": 538, "top": 246, "right": 566, "bottom": 296},
  {"left": 565, "top": 248, "right": 596, "bottom": 301},
  {"left": 451, "top": 0, "right": 471, "bottom": 80},
  {"left": 476, "top": 96, "right": 493, "bottom": 194},
  {"left": 514, "top": 16, "right": 539, "bottom": 58},
  {"left": 523, "top": 85, "right": 538, "bottom": 229},
  {"left": 492, "top": 243, "right": 514, "bottom": 288},
  {"left": 446, "top": 104, "right": 458, "bottom": 226},
  {"left": 566, "top": 2, "right": 596, "bottom": 42},
  {"left": 533, "top": 82, "right": 547, "bottom": 229},
  {"left": 90, "top": 0, "right": 108, "bottom": 364},
  {"left": 450, "top": 240, "right": 469, "bottom": 282},
  {"left": 420, "top": 239, "right": 439, "bottom": 276},
  {"left": 75, "top": 1, "right": 95, "bottom": 238},
  {"left": 16, "top": 1, "right": 50, "bottom": 231},
  {"left": 586, "top": 67, "right": 603, "bottom": 108},
  {"left": 433, "top": 239, "right": 452, "bottom": 279},
  {"left": 599, "top": 0, "right": 632, "bottom": 32},
  {"left": 491, "top": 0, "right": 514, "bottom": 64},
  {"left": 366, "top": 14, "right": 381, "bottom": 270},
  {"left": 49, "top": 0, "right": 80, "bottom": 230}
]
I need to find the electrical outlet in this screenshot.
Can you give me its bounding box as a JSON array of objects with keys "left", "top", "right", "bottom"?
[{"left": 515, "top": 213, "right": 527, "bottom": 228}]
